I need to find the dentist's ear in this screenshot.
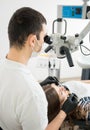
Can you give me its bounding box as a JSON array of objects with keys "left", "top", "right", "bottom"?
[{"left": 28, "top": 34, "right": 36, "bottom": 49}]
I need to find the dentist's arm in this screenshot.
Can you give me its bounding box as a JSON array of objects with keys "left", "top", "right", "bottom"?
[
  {"left": 45, "top": 93, "right": 78, "bottom": 130},
  {"left": 45, "top": 110, "right": 66, "bottom": 130}
]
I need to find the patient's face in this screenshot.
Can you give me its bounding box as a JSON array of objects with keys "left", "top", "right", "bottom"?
[{"left": 51, "top": 84, "right": 70, "bottom": 105}]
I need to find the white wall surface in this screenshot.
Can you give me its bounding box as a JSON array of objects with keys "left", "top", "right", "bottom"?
[{"left": 0, "top": 0, "right": 90, "bottom": 81}]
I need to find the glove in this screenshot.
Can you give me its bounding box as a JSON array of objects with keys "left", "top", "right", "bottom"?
[
  {"left": 40, "top": 76, "right": 59, "bottom": 86},
  {"left": 61, "top": 93, "right": 78, "bottom": 115}
]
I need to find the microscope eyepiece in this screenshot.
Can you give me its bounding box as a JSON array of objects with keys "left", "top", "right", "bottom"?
[{"left": 44, "top": 35, "right": 52, "bottom": 44}]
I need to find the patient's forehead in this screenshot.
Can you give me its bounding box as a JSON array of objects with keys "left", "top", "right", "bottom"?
[
  {"left": 51, "top": 84, "right": 66, "bottom": 93},
  {"left": 51, "top": 84, "right": 68, "bottom": 91}
]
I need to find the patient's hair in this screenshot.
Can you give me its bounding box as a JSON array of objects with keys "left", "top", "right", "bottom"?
[
  {"left": 42, "top": 84, "right": 60, "bottom": 123},
  {"left": 68, "top": 96, "right": 90, "bottom": 121}
]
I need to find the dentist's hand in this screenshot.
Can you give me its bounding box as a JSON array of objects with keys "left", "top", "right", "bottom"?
[
  {"left": 40, "top": 76, "right": 59, "bottom": 86},
  {"left": 61, "top": 93, "right": 78, "bottom": 115}
]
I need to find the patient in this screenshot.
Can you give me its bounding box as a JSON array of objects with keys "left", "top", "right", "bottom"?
[
  {"left": 42, "top": 83, "right": 70, "bottom": 122},
  {"left": 40, "top": 76, "right": 90, "bottom": 123},
  {"left": 42, "top": 83, "right": 78, "bottom": 122}
]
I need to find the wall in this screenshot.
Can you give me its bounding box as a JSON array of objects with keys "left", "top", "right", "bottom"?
[{"left": 0, "top": 0, "right": 90, "bottom": 81}]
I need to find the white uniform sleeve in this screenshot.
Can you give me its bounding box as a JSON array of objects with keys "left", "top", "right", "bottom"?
[{"left": 16, "top": 94, "right": 48, "bottom": 130}]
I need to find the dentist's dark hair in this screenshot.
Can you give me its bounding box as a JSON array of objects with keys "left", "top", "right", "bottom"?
[{"left": 8, "top": 7, "right": 47, "bottom": 49}]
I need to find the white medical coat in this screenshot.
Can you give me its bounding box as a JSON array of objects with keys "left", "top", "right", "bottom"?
[{"left": 0, "top": 59, "right": 48, "bottom": 130}]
